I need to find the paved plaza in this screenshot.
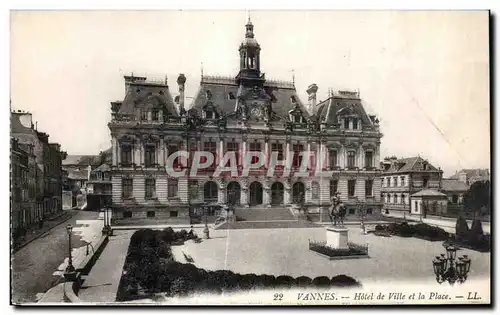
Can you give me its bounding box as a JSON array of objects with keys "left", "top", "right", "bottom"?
[{"left": 172, "top": 226, "right": 490, "bottom": 285}]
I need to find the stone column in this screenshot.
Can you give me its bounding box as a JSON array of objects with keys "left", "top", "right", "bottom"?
[
  {"left": 218, "top": 184, "right": 226, "bottom": 204},
  {"left": 263, "top": 180, "right": 271, "bottom": 208},
  {"left": 375, "top": 144, "right": 381, "bottom": 169},
  {"left": 264, "top": 139, "right": 269, "bottom": 169},
  {"left": 159, "top": 110, "right": 163, "bottom": 123},
  {"left": 306, "top": 142, "right": 311, "bottom": 171},
  {"left": 339, "top": 146, "right": 345, "bottom": 169},
  {"left": 219, "top": 139, "right": 224, "bottom": 167},
  {"left": 284, "top": 180, "right": 291, "bottom": 205},
  {"left": 358, "top": 146, "right": 364, "bottom": 169},
  {"left": 285, "top": 141, "right": 291, "bottom": 169},
  {"left": 159, "top": 138, "right": 165, "bottom": 166},
  {"left": 240, "top": 184, "right": 249, "bottom": 207},
  {"left": 241, "top": 137, "right": 247, "bottom": 169},
  {"left": 112, "top": 137, "right": 117, "bottom": 166}
]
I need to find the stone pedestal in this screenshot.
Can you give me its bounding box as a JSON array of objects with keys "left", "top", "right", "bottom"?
[
  {"left": 326, "top": 227, "right": 349, "bottom": 250},
  {"left": 227, "top": 210, "right": 236, "bottom": 223}
]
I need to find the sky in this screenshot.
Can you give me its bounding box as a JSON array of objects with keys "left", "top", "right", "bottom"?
[{"left": 10, "top": 10, "right": 490, "bottom": 177}]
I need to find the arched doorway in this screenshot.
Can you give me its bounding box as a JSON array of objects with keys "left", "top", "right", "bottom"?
[
  {"left": 227, "top": 181, "right": 241, "bottom": 205},
  {"left": 271, "top": 182, "right": 284, "bottom": 205},
  {"left": 204, "top": 181, "right": 218, "bottom": 203},
  {"left": 292, "top": 182, "right": 305, "bottom": 204},
  {"left": 249, "top": 182, "right": 263, "bottom": 205}
]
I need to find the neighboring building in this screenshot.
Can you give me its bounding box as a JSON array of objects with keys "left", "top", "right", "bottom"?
[
  {"left": 108, "top": 19, "right": 383, "bottom": 225},
  {"left": 448, "top": 169, "right": 490, "bottom": 187},
  {"left": 87, "top": 163, "right": 113, "bottom": 210},
  {"left": 441, "top": 178, "right": 468, "bottom": 205},
  {"left": 380, "top": 156, "right": 443, "bottom": 215},
  {"left": 62, "top": 149, "right": 112, "bottom": 210},
  {"left": 11, "top": 111, "right": 66, "bottom": 217},
  {"left": 10, "top": 138, "right": 38, "bottom": 240},
  {"left": 410, "top": 189, "right": 448, "bottom": 216}
]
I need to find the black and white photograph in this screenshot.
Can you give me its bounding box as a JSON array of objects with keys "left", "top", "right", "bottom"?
[{"left": 9, "top": 10, "right": 491, "bottom": 306}]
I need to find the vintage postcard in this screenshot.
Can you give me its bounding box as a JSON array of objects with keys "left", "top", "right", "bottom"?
[{"left": 10, "top": 10, "right": 491, "bottom": 306}]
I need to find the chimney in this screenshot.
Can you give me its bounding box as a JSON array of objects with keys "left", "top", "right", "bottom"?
[
  {"left": 306, "top": 83, "right": 318, "bottom": 115},
  {"left": 177, "top": 74, "right": 187, "bottom": 113}
]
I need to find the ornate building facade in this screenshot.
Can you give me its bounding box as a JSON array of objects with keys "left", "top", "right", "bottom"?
[{"left": 108, "top": 19, "right": 383, "bottom": 224}]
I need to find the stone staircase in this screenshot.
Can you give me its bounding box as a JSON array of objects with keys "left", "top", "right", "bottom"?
[
  {"left": 215, "top": 220, "right": 321, "bottom": 230},
  {"left": 234, "top": 206, "right": 296, "bottom": 222}
]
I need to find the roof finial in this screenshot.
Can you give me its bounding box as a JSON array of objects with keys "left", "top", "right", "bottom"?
[
  {"left": 292, "top": 69, "right": 295, "bottom": 86},
  {"left": 247, "top": 10, "right": 251, "bottom": 23},
  {"left": 201, "top": 62, "right": 204, "bottom": 79}
]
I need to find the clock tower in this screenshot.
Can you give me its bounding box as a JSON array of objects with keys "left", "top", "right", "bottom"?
[{"left": 236, "top": 17, "right": 265, "bottom": 87}]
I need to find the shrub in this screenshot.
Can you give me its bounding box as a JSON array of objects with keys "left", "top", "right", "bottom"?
[
  {"left": 237, "top": 273, "right": 259, "bottom": 291},
  {"left": 412, "top": 223, "right": 449, "bottom": 241},
  {"left": 296, "top": 276, "right": 312, "bottom": 287},
  {"left": 375, "top": 224, "right": 385, "bottom": 231},
  {"left": 276, "top": 275, "right": 296, "bottom": 288},
  {"left": 170, "top": 278, "right": 191, "bottom": 297},
  {"left": 455, "top": 216, "right": 469, "bottom": 242},
  {"left": 312, "top": 276, "right": 331, "bottom": 287},
  {"left": 470, "top": 219, "right": 484, "bottom": 237},
  {"left": 330, "top": 275, "right": 360, "bottom": 287}
]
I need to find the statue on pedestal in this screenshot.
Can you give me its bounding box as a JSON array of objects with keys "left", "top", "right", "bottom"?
[{"left": 329, "top": 192, "right": 346, "bottom": 227}]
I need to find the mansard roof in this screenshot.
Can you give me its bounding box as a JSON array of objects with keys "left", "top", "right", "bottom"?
[
  {"left": 316, "top": 93, "right": 374, "bottom": 126},
  {"left": 383, "top": 156, "right": 441, "bottom": 173},
  {"left": 117, "top": 80, "right": 179, "bottom": 117},
  {"left": 189, "top": 75, "right": 310, "bottom": 121}
]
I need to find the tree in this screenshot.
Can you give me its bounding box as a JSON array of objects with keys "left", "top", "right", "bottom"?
[{"left": 463, "top": 180, "right": 490, "bottom": 219}]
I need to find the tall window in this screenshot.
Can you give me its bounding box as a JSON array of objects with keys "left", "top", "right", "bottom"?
[
  {"left": 364, "top": 151, "right": 373, "bottom": 168},
  {"left": 311, "top": 182, "right": 319, "bottom": 200},
  {"left": 382, "top": 177, "right": 385, "bottom": 187},
  {"left": 168, "top": 145, "right": 180, "bottom": 168},
  {"left": 329, "top": 150, "right": 337, "bottom": 168},
  {"left": 144, "top": 145, "right": 156, "bottom": 167},
  {"left": 122, "top": 178, "right": 133, "bottom": 198},
  {"left": 249, "top": 142, "right": 262, "bottom": 164},
  {"left": 141, "top": 110, "right": 148, "bottom": 121},
  {"left": 226, "top": 142, "right": 239, "bottom": 167},
  {"left": 271, "top": 143, "right": 284, "bottom": 161},
  {"left": 348, "top": 180, "right": 356, "bottom": 197},
  {"left": 204, "top": 181, "right": 218, "bottom": 203},
  {"left": 168, "top": 179, "right": 178, "bottom": 198},
  {"left": 352, "top": 118, "right": 358, "bottom": 129},
  {"left": 330, "top": 180, "right": 338, "bottom": 197},
  {"left": 344, "top": 118, "right": 349, "bottom": 129},
  {"left": 292, "top": 144, "right": 304, "bottom": 168},
  {"left": 203, "top": 141, "right": 217, "bottom": 169},
  {"left": 189, "top": 180, "right": 199, "bottom": 199},
  {"left": 347, "top": 151, "right": 356, "bottom": 168},
  {"left": 120, "top": 144, "right": 132, "bottom": 166},
  {"left": 400, "top": 176, "right": 405, "bottom": 187},
  {"left": 145, "top": 178, "right": 156, "bottom": 199},
  {"left": 365, "top": 180, "right": 373, "bottom": 197},
  {"left": 423, "top": 177, "right": 429, "bottom": 188},
  {"left": 152, "top": 109, "right": 159, "bottom": 121}
]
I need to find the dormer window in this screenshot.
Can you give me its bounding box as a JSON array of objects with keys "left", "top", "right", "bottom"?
[
  {"left": 228, "top": 92, "right": 236, "bottom": 100},
  {"left": 205, "top": 110, "right": 214, "bottom": 119},
  {"left": 344, "top": 118, "right": 349, "bottom": 129},
  {"left": 352, "top": 118, "right": 358, "bottom": 129},
  {"left": 152, "top": 109, "right": 159, "bottom": 121},
  {"left": 290, "top": 95, "right": 297, "bottom": 103}
]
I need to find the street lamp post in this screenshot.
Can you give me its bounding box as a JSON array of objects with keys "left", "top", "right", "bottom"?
[
  {"left": 64, "top": 224, "right": 76, "bottom": 281},
  {"left": 203, "top": 205, "right": 210, "bottom": 239},
  {"left": 432, "top": 245, "right": 471, "bottom": 285}
]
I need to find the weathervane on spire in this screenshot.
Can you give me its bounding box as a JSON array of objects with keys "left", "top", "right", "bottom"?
[{"left": 201, "top": 62, "right": 204, "bottom": 78}]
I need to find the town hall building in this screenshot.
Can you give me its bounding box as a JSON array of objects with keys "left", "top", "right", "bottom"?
[{"left": 108, "top": 19, "right": 384, "bottom": 224}]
